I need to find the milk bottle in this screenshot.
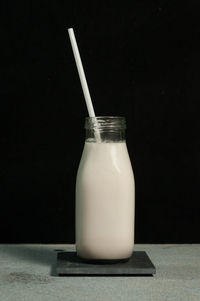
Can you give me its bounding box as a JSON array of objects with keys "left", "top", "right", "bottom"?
[{"left": 76, "top": 116, "right": 135, "bottom": 260}]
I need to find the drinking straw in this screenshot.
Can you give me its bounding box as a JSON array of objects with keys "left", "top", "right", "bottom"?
[{"left": 68, "top": 28, "right": 101, "bottom": 142}]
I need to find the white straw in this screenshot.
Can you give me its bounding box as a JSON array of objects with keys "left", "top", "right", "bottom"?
[{"left": 68, "top": 28, "right": 101, "bottom": 142}]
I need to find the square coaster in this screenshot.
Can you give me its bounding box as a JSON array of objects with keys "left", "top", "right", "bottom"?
[{"left": 56, "top": 251, "right": 156, "bottom": 276}]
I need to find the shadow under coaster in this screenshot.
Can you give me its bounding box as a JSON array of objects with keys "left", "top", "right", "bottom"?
[{"left": 56, "top": 251, "right": 156, "bottom": 276}]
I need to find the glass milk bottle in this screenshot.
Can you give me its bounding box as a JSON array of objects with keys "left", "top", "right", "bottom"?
[{"left": 76, "top": 116, "right": 135, "bottom": 261}]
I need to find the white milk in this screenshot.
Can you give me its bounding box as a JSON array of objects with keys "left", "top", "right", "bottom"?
[{"left": 76, "top": 141, "right": 135, "bottom": 260}]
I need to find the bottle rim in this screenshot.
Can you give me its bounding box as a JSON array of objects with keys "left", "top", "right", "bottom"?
[{"left": 85, "top": 116, "right": 126, "bottom": 130}]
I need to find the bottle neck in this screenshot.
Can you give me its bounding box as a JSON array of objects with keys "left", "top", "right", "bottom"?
[
  {"left": 85, "top": 129, "right": 126, "bottom": 142},
  {"left": 85, "top": 116, "right": 126, "bottom": 143}
]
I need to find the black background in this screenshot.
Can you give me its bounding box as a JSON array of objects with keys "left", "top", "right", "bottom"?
[{"left": 1, "top": 1, "right": 200, "bottom": 243}]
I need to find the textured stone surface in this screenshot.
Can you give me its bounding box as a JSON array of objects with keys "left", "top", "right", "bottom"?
[
  {"left": 57, "top": 251, "right": 156, "bottom": 275},
  {"left": 0, "top": 244, "right": 200, "bottom": 300}
]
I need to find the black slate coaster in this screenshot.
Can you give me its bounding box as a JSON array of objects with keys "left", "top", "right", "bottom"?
[{"left": 56, "top": 251, "right": 156, "bottom": 276}]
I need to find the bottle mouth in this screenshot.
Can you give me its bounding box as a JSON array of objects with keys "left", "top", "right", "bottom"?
[{"left": 85, "top": 116, "right": 126, "bottom": 130}]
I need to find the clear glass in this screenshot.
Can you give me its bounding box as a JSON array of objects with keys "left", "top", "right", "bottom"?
[
  {"left": 85, "top": 116, "right": 126, "bottom": 142},
  {"left": 76, "top": 116, "right": 135, "bottom": 261}
]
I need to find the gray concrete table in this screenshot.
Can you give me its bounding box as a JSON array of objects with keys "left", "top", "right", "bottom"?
[{"left": 0, "top": 244, "right": 200, "bottom": 301}]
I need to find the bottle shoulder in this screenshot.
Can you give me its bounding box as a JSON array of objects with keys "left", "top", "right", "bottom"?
[{"left": 78, "top": 142, "right": 134, "bottom": 175}]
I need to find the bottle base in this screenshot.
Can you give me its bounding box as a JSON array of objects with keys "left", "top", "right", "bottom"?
[{"left": 77, "top": 254, "right": 131, "bottom": 264}]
